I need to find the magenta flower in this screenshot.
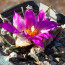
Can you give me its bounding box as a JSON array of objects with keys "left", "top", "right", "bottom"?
[{"left": 0, "top": 9, "right": 58, "bottom": 48}]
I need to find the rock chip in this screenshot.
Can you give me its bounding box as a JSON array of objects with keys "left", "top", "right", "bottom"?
[
  {"left": 62, "top": 63, "right": 65, "bottom": 65},
  {"left": 50, "top": 61, "right": 57, "bottom": 65},
  {"left": 58, "top": 61, "right": 64, "bottom": 65},
  {"left": 43, "top": 61, "right": 50, "bottom": 65},
  {"left": 55, "top": 58, "right": 60, "bottom": 62},
  {"left": 9, "top": 52, "right": 17, "bottom": 58},
  {"left": 57, "top": 47, "right": 65, "bottom": 53},
  {"left": 55, "top": 42, "right": 62, "bottom": 47}
]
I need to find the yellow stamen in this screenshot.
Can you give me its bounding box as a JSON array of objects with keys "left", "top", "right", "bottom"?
[{"left": 26, "top": 29, "right": 37, "bottom": 36}]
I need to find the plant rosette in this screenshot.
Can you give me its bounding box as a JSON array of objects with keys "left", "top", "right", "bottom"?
[{"left": 0, "top": 5, "right": 58, "bottom": 54}]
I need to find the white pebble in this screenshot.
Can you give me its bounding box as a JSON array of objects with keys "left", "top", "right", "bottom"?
[
  {"left": 55, "top": 58, "right": 60, "bottom": 62},
  {"left": 9, "top": 52, "right": 17, "bottom": 58},
  {"left": 43, "top": 61, "right": 50, "bottom": 65},
  {"left": 61, "top": 24, "right": 65, "bottom": 29},
  {"left": 13, "top": 34, "right": 17, "bottom": 39},
  {"left": 26, "top": 5, "right": 33, "bottom": 9},
  {"left": 1, "top": 28, "right": 7, "bottom": 35}
]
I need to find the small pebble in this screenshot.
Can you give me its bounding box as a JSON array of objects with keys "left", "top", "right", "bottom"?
[
  {"left": 57, "top": 47, "right": 65, "bottom": 53},
  {"left": 26, "top": 5, "right": 33, "bottom": 10},
  {"left": 2, "top": 45, "right": 5, "bottom": 49},
  {"left": 13, "top": 34, "right": 17, "bottom": 39},
  {"left": 62, "top": 58, "right": 65, "bottom": 62},
  {"left": 5, "top": 52, "right": 17, "bottom": 62},
  {"left": 49, "top": 55, "right": 53, "bottom": 61},
  {"left": 58, "top": 61, "right": 64, "bottom": 65},
  {"left": 62, "top": 63, "right": 65, "bottom": 65},
  {"left": 51, "top": 61, "right": 57, "bottom": 65},
  {"left": 52, "top": 46, "right": 57, "bottom": 51},
  {"left": 43, "top": 61, "right": 50, "bottom": 65},
  {"left": 61, "top": 24, "right": 65, "bottom": 29},
  {"left": 9, "top": 52, "right": 17, "bottom": 58},
  {"left": 1, "top": 28, "right": 7, "bottom": 35},
  {"left": 55, "top": 42, "right": 62, "bottom": 47},
  {"left": 55, "top": 58, "right": 60, "bottom": 62}
]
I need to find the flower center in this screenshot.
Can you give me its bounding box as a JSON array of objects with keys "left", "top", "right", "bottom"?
[{"left": 26, "top": 29, "right": 37, "bottom": 36}]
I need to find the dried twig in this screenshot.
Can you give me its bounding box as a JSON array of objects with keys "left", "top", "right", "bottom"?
[
  {"left": 0, "top": 34, "right": 12, "bottom": 46},
  {"left": 0, "top": 14, "right": 4, "bottom": 22},
  {"left": 21, "top": 7, "right": 24, "bottom": 16}
]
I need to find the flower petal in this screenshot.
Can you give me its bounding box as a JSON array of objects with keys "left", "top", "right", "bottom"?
[
  {"left": 37, "top": 32, "right": 55, "bottom": 39},
  {"left": 31, "top": 36, "right": 44, "bottom": 49},
  {"left": 21, "top": 32, "right": 44, "bottom": 48},
  {"left": 13, "top": 12, "right": 25, "bottom": 32},
  {"left": 24, "top": 9, "right": 37, "bottom": 29},
  {"left": 0, "top": 22, "right": 20, "bottom": 34},
  {"left": 37, "top": 10, "right": 45, "bottom": 22},
  {"left": 31, "top": 32, "right": 55, "bottom": 48},
  {"left": 37, "top": 20, "right": 58, "bottom": 33}
]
